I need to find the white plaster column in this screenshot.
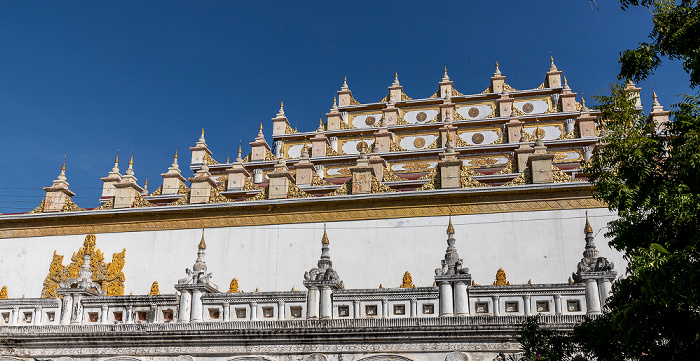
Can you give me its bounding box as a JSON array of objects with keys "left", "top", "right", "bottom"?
[
  {"left": 599, "top": 278, "right": 613, "bottom": 306},
  {"left": 554, "top": 294, "right": 562, "bottom": 315},
  {"left": 250, "top": 301, "right": 258, "bottom": 321},
  {"left": 306, "top": 286, "right": 319, "bottom": 319},
  {"left": 585, "top": 278, "right": 602, "bottom": 314},
  {"left": 60, "top": 295, "right": 72, "bottom": 325},
  {"left": 453, "top": 281, "right": 468, "bottom": 316},
  {"left": 319, "top": 286, "right": 332, "bottom": 319},
  {"left": 491, "top": 296, "right": 500, "bottom": 317},
  {"left": 253, "top": 169, "right": 263, "bottom": 184},
  {"left": 523, "top": 295, "right": 531, "bottom": 316},
  {"left": 11, "top": 307, "right": 18, "bottom": 325},
  {"left": 222, "top": 302, "right": 230, "bottom": 321},
  {"left": 33, "top": 307, "right": 42, "bottom": 325},
  {"left": 125, "top": 305, "right": 134, "bottom": 324},
  {"left": 315, "top": 165, "right": 325, "bottom": 179},
  {"left": 178, "top": 290, "right": 192, "bottom": 322},
  {"left": 100, "top": 305, "right": 109, "bottom": 324},
  {"left": 353, "top": 300, "right": 360, "bottom": 318},
  {"left": 439, "top": 281, "right": 454, "bottom": 317},
  {"left": 382, "top": 298, "right": 389, "bottom": 319},
  {"left": 71, "top": 294, "right": 83, "bottom": 324},
  {"left": 277, "top": 300, "right": 285, "bottom": 320},
  {"left": 274, "top": 140, "right": 283, "bottom": 158},
  {"left": 410, "top": 298, "right": 417, "bottom": 318},
  {"left": 330, "top": 137, "right": 339, "bottom": 152},
  {"left": 190, "top": 289, "right": 203, "bottom": 321}
]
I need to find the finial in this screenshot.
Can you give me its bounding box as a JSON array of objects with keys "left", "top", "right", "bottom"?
[
  {"left": 318, "top": 115, "right": 324, "bottom": 130},
  {"left": 341, "top": 75, "right": 349, "bottom": 90},
  {"left": 259, "top": 121, "right": 263, "bottom": 132},
  {"left": 494, "top": 59, "right": 501, "bottom": 76},
  {"left": 129, "top": 151, "right": 134, "bottom": 166},
  {"left": 584, "top": 210, "right": 593, "bottom": 234},
  {"left": 148, "top": 281, "right": 160, "bottom": 295},
  {"left": 280, "top": 99, "right": 284, "bottom": 108},
  {"left": 447, "top": 217, "right": 455, "bottom": 235},
  {"left": 581, "top": 96, "right": 588, "bottom": 110},
  {"left": 144, "top": 175, "right": 148, "bottom": 187},
  {"left": 226, "top": 151, "right": 230, "bottom": 163},
  {"left": 61, "top": 155, "right": 66, "bottom": 173},
  {"left": 115, "top": 149, "right": 119, "bottom": 164},
  {"left": 174, "top": 149, "right": 178, "bottom": 159},
  {"left": 652, "top": 88, "right": 661, "bottom": 106},
  {"left": 535, "top": 119, "right": 542, "bottom": 142},
  {"left": 321, "top": 224, "right": 329, "bottom": 245},
  {"left": 201, "top": 125, "right": 205, "bottom": 136},
  {"left": 549, "top": 53, "right": 557, "bottom": 71},
  {"left": 444, "top": 65, "right": 447, "bottom": 73},
  {"left": 198, "top": 229, "right": 206, "bottom": 250}
]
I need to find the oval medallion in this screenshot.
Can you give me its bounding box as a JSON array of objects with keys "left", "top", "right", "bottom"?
[
  {"left": 413, "top": 137, "right": 426, "bottom": 148},
  {"left": 468, "top": 107, "right": 480, "bottom": 117},
  {"left": 416, "top": 112, "right": 428, "bottom": 122},
  {"left": 365, "top": 116, "right": 376, "bottom": 126},
  {"left": 523, "top": 103, "right": 534, "bottom": 113},
  {"left": 471, "top": 133, "right": 485, "bottom": 144}
]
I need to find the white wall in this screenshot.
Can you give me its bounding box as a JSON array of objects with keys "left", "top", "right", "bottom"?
[{"left": 0, "top": 208, "right": 622, "bottom": 298}]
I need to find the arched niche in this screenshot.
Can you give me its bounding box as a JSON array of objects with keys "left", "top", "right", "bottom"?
[{"left": 355, "top": 355, "right": 417, "bottom": 361}]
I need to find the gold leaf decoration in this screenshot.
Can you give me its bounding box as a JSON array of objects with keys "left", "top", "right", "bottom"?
[
  {"left": 326, "top": 144, "right": 344, "bottom": 156},
  {"left": 228, "top": 278, "right": 242, "bottom": 293},
  {"left": 311, "top": 172, "right": 332, "bottom": 186},
  {"left": 62, "top": 197, "right": 85, "bottom": 212},
  {"left": 503, "top": 167, "right": 532, "bottom": 186},
  {"left": 204, "top": 153, "right": 219, "bottom": 165},
  {"left": 288, "top": 183, "right": 313, "bottom": 199},
  {"left": 399, "top": 271, "right": 416, "bottom": 288},
  {"left": 133, "top": 193, "right": 157, "bottom": 208},
  {"left": 402, "top": 162, "right": 431, "bottom": 171},
  {"left": 390, "top": 139, "right": 408, "bottom": 152},
  {"left": 493, "top": 157, "right": 518, "bottom": 175},
  {"left": 417, "top": 167, "right": 440, "bottom": 191},
  {"left": 168, "top": 187, "right": 191, "bottom": 206},
  {"left": 493, "top": 268, "right": 510, "bottom": 285},
  {"left": 209, "top": 187, "right": 230, "bottom": 203},
  {"left": 148, "top": 281, "right": 160, "bottom": 295},
  {"left": 382, "top": 167, "right": 402, "bottom": 182},
  {"left": 428, "top": 90, "right": 441, "bottom": 99},
  {"left": 371, "top": 175, "right": 396, "bottom": 193},
  {"left": 264, "top": 149, "right": 278, "bottom": 161},
  {"left": 553, "top": 165, "right": 576, "bottom": 183},
  {"left": 27, "top": 199, "right": 45, "bottom": 214},
  {"left": 248, "top": 186, "right": 269, "bottom": 201},
  {"left": 326, "top": 181, "right": 350, "bottom": 196},
  {"left": 242, "top": 153, "right": 251, "bottom": 162},
  {"left": 460, "top": 165, "right": 489, "bottom": 188},
  {"left": 536, "top": 82, "right": 546, "bottom": 89},
  {"left": 243, "top": 177, "right": 260, "bottom": 191},
  {"left": 148, "top": 185, "right": 163, "bottom": 197},
  {"left": 93, "top": 197, "right": 115, "bottom": 210},
  {"left": 0, "top": 286, "right": 7, "bottom": 299},
  {"left": 285, "top": 123, "right": 298, "bottom": 134},
  {"left": 41, "top": 234, "right": 126, "bottom": 297},
  {"left": 216, "top": 177, "right": 228, "bottom": 192},
  {"left": 425, "top": 137, "right": 442, "bottom": 149},
  {"left": 564, "top": 127, "right": 580, "bottom": 139},
  {"left": 468, "top": 158, "right": 498, "bottom": 166}
]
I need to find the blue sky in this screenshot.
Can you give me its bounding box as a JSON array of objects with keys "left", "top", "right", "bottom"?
[{"left": 0, "top": 1, "right": 691, "bottom": 212}]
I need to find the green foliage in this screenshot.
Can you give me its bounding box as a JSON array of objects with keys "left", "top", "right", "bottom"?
[
  {"left": 494, "top": 316, "right": 580, "bottom": 361},
  {"left": 580, "top": 84, "right": 700, "bottom": 359},
  {"left": 617, "top": 0, "right": 700, "bottom": 87}
]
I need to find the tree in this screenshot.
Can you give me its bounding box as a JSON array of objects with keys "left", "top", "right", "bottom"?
[
  {"left": 617, "top": 0, "right": 700, "bottom": 87},
  {"left": 494, "top": 316, "right": 579, "bottom": 361}
]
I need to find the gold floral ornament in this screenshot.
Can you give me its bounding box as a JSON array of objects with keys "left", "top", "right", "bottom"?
[
  {"left": 493, "top": 268, "right": 510, "bottom": 285},
  {"left": 399, "top": 271, "right": 416, "bottom": 288},
  {"left": 0, "top": 286, "right": 7, "bottom": 299},
  {"left": 41, "top": 234, "right": 126, "bottom": 298},
  {"left": 148, "top": 281, "right": 160, "bottom": 295},
  {"left": 228, "top": 278, "right": 242, "bottom": 293}
]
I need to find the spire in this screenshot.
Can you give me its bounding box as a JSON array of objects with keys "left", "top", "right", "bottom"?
[
  {"left": 341, "top": 75, "right": 349, "bottom": 91},
  {"left": 549, "top": 54, "right": 557, "bottom": 71},
  {"left": 112, "top": 150, "right": 120, "bottom": 173},
  {"left": 447, "top": 216, "right": 455, "bottom": 235},
  {"left": 581, "top": 96, "right": 588, "bottom": 111},
  {"left": 534, "top": 119, "right": 544, "bottom": 147},
  {"left": 321, "top": 224, "right": 329, "bottom": 245},
  {"left": 143, "top": 175, "right": 149, "bottom": 194},
  {"left": 563, "top": 76, "right": 570, "bottom": 91},
  {"left": 236, "top": 141, "right": 243, "bottom": 162},
  {"left": 392, "top": 71, "right": 400, "bottom": 86},
  {"left": 442, "top": 65, "right": 450, "bottom": 81},
  {"left": 277, "top": 100, "right": 285, "bottom": 116},
  {"left": 125, "top": 152, "right": 135, "bottom": 176},
  {"left": 199, "top": 126, "right": 206, "bottom": 144},
  {"left": 198, "top": 229, "right": 206, "bottom": 250},
  {"left": 652, "top": 89, "right": 660, "bottom": 107},
  {"left": 318, "top": 115, "right": 324, "bottom": 131},
  {"left": 435, "top": 217, "right": 469, "bottom": 276},
  {"left": 57, "top": 156, "right": 67, "bottom": 182},
  {"left": 330, "top": 96, "right": 338, "bottom": 112},
  {"left": 226, "top": 151, "right": 230, "bottom": 164},
  {"left": 494, "top": 60, "right": 501, "bottom": 76},
  {"left": 258, "top": 121, "right": 264, "bottom": 137},
  {"left": 584, "top": 210, "right": 593, "bottom": 234}
]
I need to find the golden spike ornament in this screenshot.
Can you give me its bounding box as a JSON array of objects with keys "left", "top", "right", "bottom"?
[
  {"left": 228, "top": 278, "right": 241, "bottom": 293},
  {"left": 41, "top": 234, "right": 126, "bottom": 297},
  {"left": 148, "top": 281, "right": 160, "bottom": 295},
  {"left": 493, "top": 268, "right": 510, "bottom": 286},
  {"left": 584, "top": 210, "right": 593, "bottom": 234},
  {"left": 0, "top": 286, "right": 7, "bottom": 299},
  {"left": 399, "top": 271, "right": 416, "bottom": 288}
]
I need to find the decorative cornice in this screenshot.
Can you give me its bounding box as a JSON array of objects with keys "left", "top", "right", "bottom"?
[{"left": 0, "top": 183, "right": 604, "bottom": 239}]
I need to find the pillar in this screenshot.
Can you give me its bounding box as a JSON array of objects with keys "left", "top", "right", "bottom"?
[
  {"left": 554, "top": 294, "right": 562, "bottom": 315},
  {"left": 190, "top": 289, "right": 203, "bottom": 321},
  {"left": 33, "top": 306, "right": 42, "bottom": 325},
  {"left": 306, "top": 286, "right": 319, "bottom": 319},
  {"left": 439, "top": 281, "right": 454, "bottom": 317},
  {"left": 278, "top": 301, "right": 285, "bottom": 320},
  {"left": 100, "top": 305, "right": 109, "bottom": 324},
  {"left": 453, "top": 281, "right": 468, "bottom": 316},
  {"left": 491, "top": 296, "right": 500, "bottom": 317},
  {"left": 11, "top": 307, "right": 19, "bottom": 326},
  {"left": 178, "top": 290, "right": 192, "bottom": 322},
  {"left": 599, "top": 278, "right": 612, "bottom": 306},
  {"left": 253, "top": 169, "right": 263, "bottom": 184},
  {"left": 125, "top": 305, "right": 134, "bottom": 324},
  {"left": 250, "top": 301, "right": 258, "bottom": 321},
  {"left": 71, "top": 294, "right": 83, "bottom": 324},
  {"left": 319, "top": 286, "right": 332, "bottom": 319},
  {"left": 222, "top": 302, "right": 230, "bottom": 322},
  {"left": 329, "top": 137, "right": 339, "bottom": 152},
  {"left": 585, "top": 279, "right": 602, "bottom": 314},
  {"left": 410, "top": 298, "right": 417, "bottom": 318},
  {"left": 381, "top": 299, "right": 389, "bottom": 319},
  {"left": 60, "top": 295, "right": 72, "bottom": 325},
  {"left": 523, "top": 295, "right": 531, "bottom": 316},
  {"left": 353, "top": 300, "right": 360, "bottom": 318}
]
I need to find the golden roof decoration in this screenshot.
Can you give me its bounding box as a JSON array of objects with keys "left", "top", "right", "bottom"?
[
  {"left": 228, "top": 278, "right": 242, "bottom": 293},
  {"left": 459, "top": 165, "right": 489, "bottom": 188},
  {"left": 41, "top": 234, "right": 126, "bottom": 298},
  {"left": 321, "top": 225, "right": 329, "bottom": 245},
  {"left": 92, "top": 197, "right": 115, "bottom": 211},
  {"left": 399, "top": 271, "right": 416, "bottom": 288},
  {"left": 198, "top": 230, "right": 206, "bottom": 251},
  {"left": 493, "top": 268, "right": 510, "bottom": 286},
  {"left": 584, "top": 210, "right": 593, "bottom": 234},
  {"left": 132, "top": 193, "right": 157, "bottom": 208},
  {"left": 493, "top": 157, "right": 518, "bottom": 175},
  {"left": 0, "top": 286, "right": 7, "bottom": 299},
  {"left": 382, "top": 167, "right": 402, "bottom": 182},
  {"left": 447, "top": 217, "right": 455, "bottom": 235},
  {"left": 148, "top": 281, "right": 160, "bottom": 295}
]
